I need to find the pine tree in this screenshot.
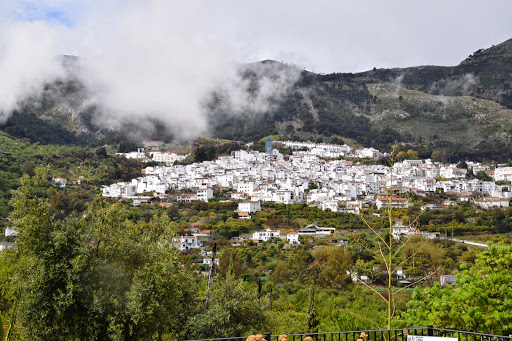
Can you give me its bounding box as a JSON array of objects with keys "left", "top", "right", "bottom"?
[
  {"left": 0, "top": 314, "right": 4, "bottom": 340},
  {"left": 306, "top": 286, "right": 319, "bottom": 333},
  {"left": 227, "top": 250, "right": 238, "bottom": 278}
]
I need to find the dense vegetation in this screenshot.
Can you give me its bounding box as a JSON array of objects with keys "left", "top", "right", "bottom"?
[
  {"left": 396, "top": 243, "right": 512, "bottom": 335},
  {"left": 0, "top": 37, "right": 512, "bottom": 338},
  {"left": 0, "top": 111, "right": 87, "bottom": 146},
  {"left": 0, "top": 132, "right": 142, "bottom": 219},
  {"left": 1, "top": 167, "right": 512, "bottom": 339}
]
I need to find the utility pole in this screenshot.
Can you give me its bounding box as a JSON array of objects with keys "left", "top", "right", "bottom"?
[
  {"left": 205, "top": 243, "right": 217, "bottom": 306},
  {"left": 257, "top": 277, "right": 262, "bottom": 299},
  {"left": 269, "top": 285, "right": 273, "bottom": 311}
]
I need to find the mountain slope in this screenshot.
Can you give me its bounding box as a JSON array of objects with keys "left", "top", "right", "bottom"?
[
  {"left": 211, "top": 39, "right": 512, "bottom": 160},
  {"left": 2, "top": 39, "right": 512, "bottom": 161}
]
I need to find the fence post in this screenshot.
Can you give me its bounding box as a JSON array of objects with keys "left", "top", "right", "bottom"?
[
  {"left": 427, "top": 326, "right": 433, "bottom": 337},
  {"left": 265, "top": 332, "right": 272, "bottom": 341}
]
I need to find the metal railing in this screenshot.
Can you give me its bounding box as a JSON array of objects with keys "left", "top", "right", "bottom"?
[
  {"left": 428, "top": 328, "right": 512, "bottom": 341},
  {"left": 183, "top": 327, "right": 512, "bottom": 341}
]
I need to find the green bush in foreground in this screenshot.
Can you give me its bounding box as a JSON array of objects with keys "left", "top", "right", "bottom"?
[{"left": 396, "top": 243, "right": 512, "bottom": 335}]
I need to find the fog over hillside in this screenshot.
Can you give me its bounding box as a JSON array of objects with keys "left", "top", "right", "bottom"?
[
  {"left": 0, "top": 0, "right": 301, "bottom": 139},
  {"left": 1, "top": 1, "right": 512, "bottom": 162}
]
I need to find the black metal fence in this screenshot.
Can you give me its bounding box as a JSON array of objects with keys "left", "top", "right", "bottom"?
[{"left": 183, "top": 327, "right": 512, "bottom": 341}]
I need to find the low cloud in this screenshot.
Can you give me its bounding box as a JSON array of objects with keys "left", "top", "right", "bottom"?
[
  {"left": 437, "top": 96, "right": 451, "bottom": 119},
  {"left": 215, "top": 61, "right": 302, "bottom": 115},
  {"left": 448, "top": 73, "right": 477, "bottom": 93},
  {"left": 429, "top": 73, "right": 478, "bottom": 96},
  {"left": 0, "top": 0, "right": 300, "bottom": 140},
  {"left": 391, "top": 74, "right": 405, "bottom": 97},
  {"left": 0, "top": 20, "right": 66, "bottom": 122}
]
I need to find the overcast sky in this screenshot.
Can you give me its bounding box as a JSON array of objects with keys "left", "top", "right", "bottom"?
[{"left": 2, "top": 0, "right": 511, "bottom": 73}]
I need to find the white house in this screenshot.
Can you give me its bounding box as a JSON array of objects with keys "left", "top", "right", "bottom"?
[
  {"left": 253, "top": 228, "right": 281, "bottom": 242},
  {"left": 52, "top": 177, "right": 67, "bottom": 188},
  {"left": 237, "top": 201, "right": 261, "bottom": 219},
  {"left": 172, "top": 236, "right": 204, "bottom": 251},
  {"left": 472, "top": 165, "right": 490, "bottom": 175},
  {"left": 231, "top": 192, "right": 248, "bottom": 200},
  {"left": 4, "top": 227, "right": 18, "bottom": 237},
  {"left": 392, "top": 225, "right": 418, "bottom": 240},
  {"left": 298, "top": 225, "right": 336, "bottom": 236},
  {"left": 376, "top": 196, "right": 409, "bottom": 209},
  {"left": 150, "top": 152, "right": 186, "bottom": 165},
  {"left": 395, "top": 268, "right": 406, "bottom": 280},
  {"left": 318, "top": 200, "right": 339, "bottom": 212},
  {"left": 216, "top": 174, "right": 234, "bottom": 188},
  {"left": 356, "top": 148, "right": 382, "bottom": 159},
  {"left": 474, "top": 197, "right": 510, "bottom": 209},
  {"left": 202, "top": 258, "right": 220, "bottom": 266},
  {"left": 440, "top": 275, "right": 457, "bottom": 288},
  {"left": 286, "top": 232, "right": 300, "bottom": 244},
  {"left": 237, "top": 182, "right": 257, "bottom": 195},
  {"left": 0, "top": 242, "right": 15, "bottom": 251},
  {"left": 175, "top": 193, "right": 197, "bottom": 202},
  {"left": 440, "top": 166, "right": 467, "bottom": 179},
  {"left": 230, "top": 236, "right": 248, "bottom": 247},
  {"left": 196, "top": 188, "right": 213, "bottom": 202},
  {"left": 102, "top": 183, "right": 136, "bottom": 197},
  {"left": 494, "top": 167, "right": 512, "bottom": 181},
  {"left": 117, "top": 148, "right": 146, "bottom": 159},
  {"left": 344, "top": 200, "right": 363, "bottom": 215},
  {"left": 273, "top": 190, "right": 295, "bottom": 204}
]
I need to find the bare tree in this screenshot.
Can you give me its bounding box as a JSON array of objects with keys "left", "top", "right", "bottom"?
[{"left": 351, "top": 146, "right": 440, "bottom": 329}]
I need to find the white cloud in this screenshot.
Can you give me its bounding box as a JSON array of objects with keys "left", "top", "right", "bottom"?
[
  {"left": 0, "top": 0, "right": 510, "bottom": 138},
  {"left": 0, "top": 20, "right": 66, "bottom": 121},
  {"left": 0, "top": 0, "right": 301, "bottom": 139},
  {"left": 79, "top": 0, "right": 234, "bottom": 139}
]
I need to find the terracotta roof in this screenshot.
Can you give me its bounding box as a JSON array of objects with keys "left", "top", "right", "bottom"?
[{"left": 377, "top": 197, "right": 408, "bottom": 201}]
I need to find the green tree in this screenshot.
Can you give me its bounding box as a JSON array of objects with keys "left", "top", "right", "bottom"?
[
  {"left": 118, "top": 140, "right": 138, "bottom": 153},
  {"left": 406, "top": 149, "right": 419, "bottom": 160},
  {"left": 227, "top": 250, "right": 242, "bottom": 279},
  {"left": 185, "top": 275, "right": 267, "bottom": 339},
  {"left": 475, "top": 170, "right": 492, "bottom": 181},
  {"left": 395, "top": 151, "right": 407, "bottom": 161},
  {"left": 20, "top": 160, "right": 36, "bottom": 176},
  {"left": 306, "top": 286, "right": 319, "bottom": 333},
  {"left": 5, "top": 166, "right": 196, "bottom": 340},
  {"left": 396, "top": 243, "right": 512, "bottom": 334},
  {"left": 355, "top": 146, "right": 431, "bottom": 329},
  {"left": 431, "top": 150, "right": 442, "bottom": 162},
  {"left": 456, "top": 160, "right": 468, "bottom": 169},
  {"left": 310, "top": 247, "right": 352, "bottom": 289},
  {"left": 95, "top": 146, "right": 108, "bottom": 156}
]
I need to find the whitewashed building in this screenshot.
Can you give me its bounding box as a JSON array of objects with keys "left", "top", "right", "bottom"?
[
  {"left": 376, "top": 196, "right": 409, "bottom": 209},
  {"left": 286, "top": 232, "right": 300, "bottom": 244},
  {"left": 172, "top": 236, "right": 204, "bottom": 251},
  {"left": 196, "top": 188, "right": 213, "bottom": 202},
  {"left": 253, "top": 228, "right": 281, "bottom": 242},
  {"left": 237, "top": 201, "right": 261, "bottom": 219}
]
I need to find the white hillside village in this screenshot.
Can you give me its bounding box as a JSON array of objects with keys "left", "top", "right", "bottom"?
[
  {"left": 0, "top": 143, "right": 499, "bottom": 286},
  {"left": 102, "top": 140, "right": 511, "bottom": 214}
]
